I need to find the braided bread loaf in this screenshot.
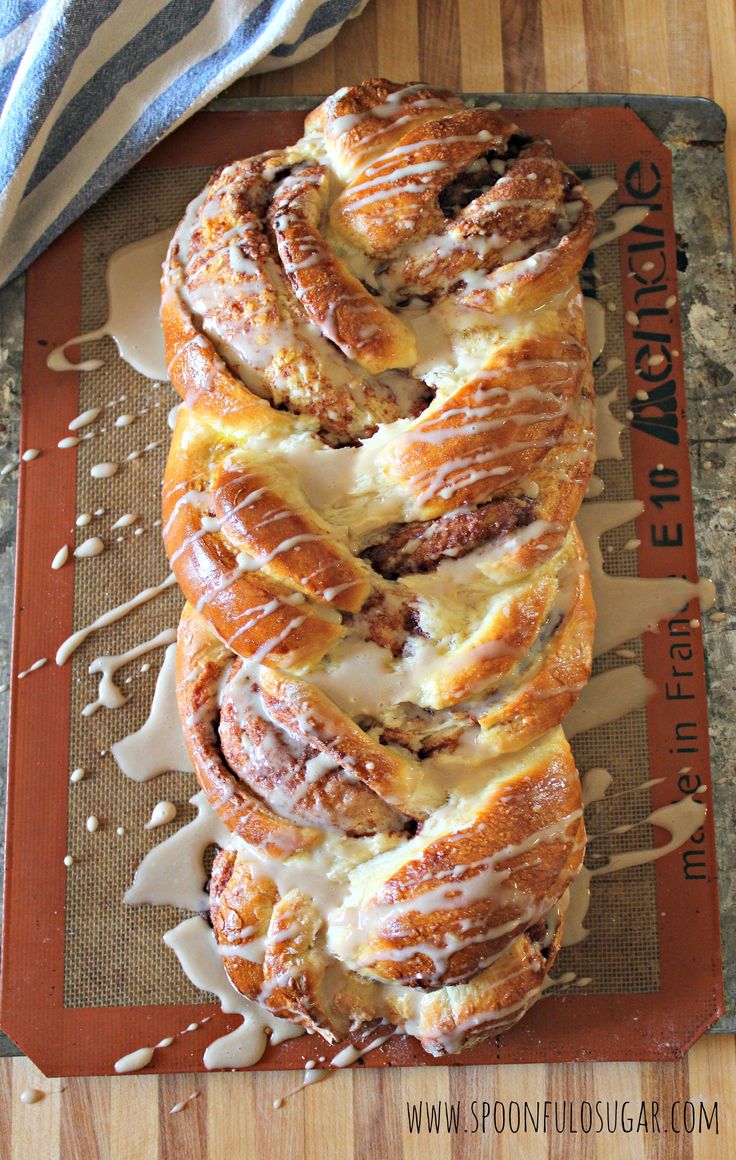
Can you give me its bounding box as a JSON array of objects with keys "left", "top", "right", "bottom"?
[{"left": 161, "top": 80, "right": 596, "bottom": 1057}]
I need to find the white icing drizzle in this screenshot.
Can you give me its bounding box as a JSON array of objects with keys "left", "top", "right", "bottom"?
[
  {"left": 540, "top": 970, "right": 577, "bottom": 992},
  {"left": 164, "top": 915, "right": 302, "bottom": 1070},
  {"left": 564, "top": 788, "right": 708, "bottom": 946},
  {"left": 144, "top": 800, "right": 177, "bottom": 829},
  {"left": 585, "top": 475, "right": 605, "bottom": 499},
  {"left": 18, "top": 657, "right": 47, "bottom": 679},
  {"left": 21, "top": 448, "right": 40, "bottom": 462},
  {"left": 585, "top": 176, "right": 618, "bottom": 211},
  {"left": 595, "top": 794, "right": 707, "bottom": 873},
  {"left": 111, "top": 642, "right": 194, "bottom": 780},
  {"left": 579, "top": 189, "right": 650, "bottom": 373},
  {"left": 147, "top": 486, "right": 714, "bottom": 1053},
  {"left": 583, "top": 297, "right": 605, "bottom": 362},
  {"left": 597, "top": 356, "right": 623, "bottom": 382},
  {"left": 274, "top": 1035, "right": 394, "bottom": 1107},
  {"left": 581, "top": 766, "right": 614, "bottom": 806},
  {"left": 47, "top": 229, "right": 170, "bottom": 379},
  {"left": 82, "top": 627, "right": 177, "bottom": 717},
  {"left": 56, "top": 573, "right": 177, "bottom": 665},
  {"left": 330, "top": 1033, "right": 393, "bottom": 1068},
  {"left": 590, "top": 206, "right": 650, "bottom": 251},
  {"left": 308, "top": 636, "right": 434, "bottom": 717},
  {"left": 124, "top": 739, "right": 709, "bottom": 1070},
  {"left": 564, "top": 666, "right": 655, "bottom": 738},
  {"left": 272, "top": 1064, "right": 328, "bottom": 1109},
  {"left": 125, "top": 792, "right": 229, "bottom": 911},
  {"left": 111, "top": 513, "right": 138, "bottom": 529},
  {"left": 578, "top": 502, "right": 715, "bottom": 656},
  {"left": 116, "top": 480, "right": 715, "bottom": 1062},
  {"left": 50, "top": 154, "right": 711, "bottom": 1073},
  {"left": 594, "top": 388, "right": 624, "bottom": 461}
]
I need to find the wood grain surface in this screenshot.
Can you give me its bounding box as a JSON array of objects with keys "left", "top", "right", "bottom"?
[{"left": 3, "top": 1, "right": 735, "bottom": 1157}]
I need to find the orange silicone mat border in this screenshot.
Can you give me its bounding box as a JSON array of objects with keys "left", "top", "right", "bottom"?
[{"left": 0, "top": 105, "right": 723, "bottom": 1076}]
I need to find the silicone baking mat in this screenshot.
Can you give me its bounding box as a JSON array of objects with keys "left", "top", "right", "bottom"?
[{"left": 0, "top": 100, "right": 723, "bottom": 1075}]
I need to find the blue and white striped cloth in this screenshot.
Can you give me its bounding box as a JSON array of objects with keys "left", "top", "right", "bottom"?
[{"left": 0, "top": 0, "right": 368, "bottom": 287}]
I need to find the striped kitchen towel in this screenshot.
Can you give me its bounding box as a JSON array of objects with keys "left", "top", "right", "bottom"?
[{"left": 0, "top": 0, "right": 369, "bottom": 287}]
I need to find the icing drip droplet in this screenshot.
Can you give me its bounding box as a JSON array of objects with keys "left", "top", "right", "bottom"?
[
  {"left": 69, "top": 407, "right": 102, "bottom": 430},
  {"left": 47, "top": 230, "right": 170, "bottom": 379},
  {"left": 144, "top": 801, "right": 178, "bottom": 829},
  {"left": 114, "top": 1046, "right": 154, "bottom": 1074},
  {"left": 51, "top": 545, "right": 69, "bottom": 570},
  {"left": 170, "top": 1092, "right": 200, "bottom": 1114},
  {"left": 20, "top": 1088, "right": 44, "bottom": 1104},
  {"left": 90, "top": 462, "right": 118, "bottom": 479},
  {"left": 74, "top": 537, "right": 105, "bottom": 559}
]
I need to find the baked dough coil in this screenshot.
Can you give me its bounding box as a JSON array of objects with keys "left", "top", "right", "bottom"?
[{"left": 162, "top": 79, "right": 596, "bottom": 1056}]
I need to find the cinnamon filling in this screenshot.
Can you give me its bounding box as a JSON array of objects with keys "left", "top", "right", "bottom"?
[{"left": 362, "top": 498, "right": 536, "bottom": 579}]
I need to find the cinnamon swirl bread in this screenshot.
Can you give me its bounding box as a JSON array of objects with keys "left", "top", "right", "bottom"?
[{"left": 161, "top": 79, "right": 596, "bottom": 1057}]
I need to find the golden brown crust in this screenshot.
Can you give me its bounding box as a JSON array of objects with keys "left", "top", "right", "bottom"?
[
  {"left": 391, "top": 919, "right": 564, "bottom": 1055},
  {"left": 163, "top": 409, "right": 346, "bottom": 668},
  {"left": 387, "top": 141, "right": 596, "bottom": 317},
  {"left": 478, "top": 527, "right": 596, "bottom": 748},
  {"left": 305, "top": 79, "right": 465, "bottom": 181},
  {"left": 346, "top": 734, "right": 584, "bottom": 987},
  {"left": 391, "top": 325, "right": 591, "bottom": 517},
  {"left": 210, "top": 462, "right": 370, "bottom": 613},
  {"left": 162, "top": 78, "right": 598, "bottom": 1058},
  {"left": 205, "top": 812, "right": 571, "bottom": 1053},
  {"left": 177, "top": 606, "right": 322, "bottom": 855},
  {"left": 220, "top": 666, "right": 411, "bottom": 837},
  {"left": 210, "top": 850, "right": 272, "bottom": 1000},
  {"left": 268, "top": 165, "right": 417, "bottom": 373},
  {"left": 329, "top": 108, "right": 515, "bottom": 257},
  {"left": 256, "top": 665, "right": 444, "bottom": 818}
]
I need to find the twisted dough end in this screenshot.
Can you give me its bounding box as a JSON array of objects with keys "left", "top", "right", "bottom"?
[{"left": 163, "top": 79, "right": 597, "bottom": 1057}]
